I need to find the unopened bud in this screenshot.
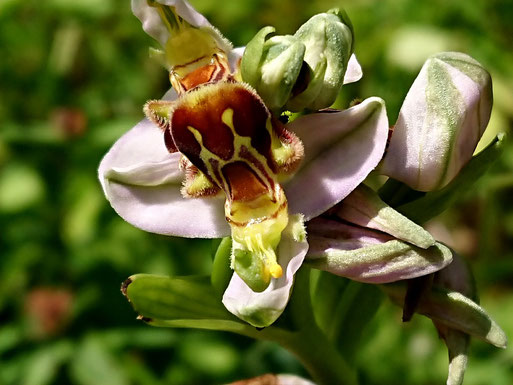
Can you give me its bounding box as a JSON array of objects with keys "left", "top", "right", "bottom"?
[
  {"left": 286, "top": 9, "right": 354, "bottom": 112},
  {"left": 241, "top": 27, "right": 305, "bottom": 111},
  {"left": 380, "top": 52, "right": 493, "bottom": 191}
]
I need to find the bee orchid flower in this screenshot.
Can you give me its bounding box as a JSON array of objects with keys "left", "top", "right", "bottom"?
[{"left": 98, "top": 0, "right": 446, "bottom": 328}]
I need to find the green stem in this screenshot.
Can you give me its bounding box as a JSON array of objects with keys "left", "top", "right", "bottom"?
[
  {"left": 280, "top": 326, "right": 359, "bottom": 385},
  {"left": 378, "top": 178, "right": 424, "bottom": 208},
  {"left": 273, "top": 267, "right": 359, "bottom": 385}
]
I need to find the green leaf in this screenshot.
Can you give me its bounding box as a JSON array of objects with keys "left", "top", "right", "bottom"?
[
  {"left": 124, "top": 274, "right": 232, "bottom": 322},
  {"left": 70, "top": 336, "right": 127, "bottom": 385},
  {"left": 312, "top": 272, "right": 383, "bottom": 361},
  {"left": 22, "top": 342, "right": 73, "bottom": 385}
]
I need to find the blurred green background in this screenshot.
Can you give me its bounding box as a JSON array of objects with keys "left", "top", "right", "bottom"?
[{"left": 1, "top": 0, "right": 512, "bottom": 384}]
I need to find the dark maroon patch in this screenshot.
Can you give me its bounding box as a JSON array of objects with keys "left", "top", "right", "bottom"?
[
  {"left": 171, "top": 84, "right": 235, "bottom": 161},
  {"left": 164, "top": 129, "right": 178, "bottom": 153},
  {"left": 222, "top": 161, "right": 268, "bottom": 202},
  {"left": 239, "top": 145, "right": 275, "bottom": 190},
  {"left": 230, "top": 87, "right": 273, "bottom": 165}
]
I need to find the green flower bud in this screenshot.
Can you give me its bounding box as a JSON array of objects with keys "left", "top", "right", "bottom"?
[
  {"left": 286, "top": 9, "right": 354, "bottom": 112},
  {"left": 241, "top": 27, "right": 306, "bottom": 112},
  {"left": 241, "top": 9, "right": 355, "bottom": 112}
]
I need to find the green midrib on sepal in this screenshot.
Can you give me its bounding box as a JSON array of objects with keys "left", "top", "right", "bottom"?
[{"left": 423, "top": 58, "right": 464, "bottom": 189}]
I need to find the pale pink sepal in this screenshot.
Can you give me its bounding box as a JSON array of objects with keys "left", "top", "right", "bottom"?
[
  {"left": 306, "top": 218, "right": 452, "bottom": 283},
  {"left": 132, "top": 0, "right": 212, "bottom": 45},
  {"left": 343, "top": 54, "right": 363, "bottom": 84},
  {"left": 285, "top": 97, "right": 389, "bottom": 221},
  {"left": 98, "top": 118, "right": 230, "bottom": 238}
]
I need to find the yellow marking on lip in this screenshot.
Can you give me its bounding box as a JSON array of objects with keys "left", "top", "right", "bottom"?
[
  {"left": 221, "top": 108, "right": 234, "bottom": 129},
  {"left": 174, "top": 83, "right": 294, "bottom": 291},
  {"left": 183, "top": 100, "right": 278, "bottom": 202}
]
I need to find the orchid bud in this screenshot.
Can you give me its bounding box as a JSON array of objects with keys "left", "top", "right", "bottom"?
[
  {"left": 380, "top": 52, "right": 493, "bottom": 191},
  {"left": 286, "top": 9, "right": 354, "bottom": 112},
  {"left": 132, "top": 0, "right": 233, "bottom": 92},
  {"left": 241, "top": 27, "right": 306, "bottom": 112},
  {"left": 241, "top": 9, "right": 354, "bottom": 112}
]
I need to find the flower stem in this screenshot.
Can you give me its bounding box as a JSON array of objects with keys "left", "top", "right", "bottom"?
[
  {"left": 274, "top": 267, "right": 359, "bottom": 385},
  {"left": 281, "top": 326, "right": 359, "bottom": 385}
]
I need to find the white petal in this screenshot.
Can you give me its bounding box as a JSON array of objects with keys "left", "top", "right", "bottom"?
[
  {"left": 222, "top": 217, "right": 308, "bottom": 328},
  {"left": 343, "top": 53, "right": 363, "bottom": 84},
  {"left": 99, "top": 118, "right": 229, "bottom": 238},
  {"left": 285, "top": 97, "right": 389, "bottom": 220}
]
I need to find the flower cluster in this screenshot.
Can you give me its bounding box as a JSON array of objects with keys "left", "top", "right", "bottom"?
[{"left": 99, "top": 1, "right": 505, "bottom": 384}]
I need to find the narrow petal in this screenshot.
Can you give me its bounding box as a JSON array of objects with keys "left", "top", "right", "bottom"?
[
  {"left": 222, "top": 215, "right": 308, "bottom": 328},
  {"left": 335, "top": 184, "right": 435, "bottom": 248},
  {"left": 285, "top": 97, "right": 389, "bottom": 220},
  {"left": 384, "top": 282, "right": 508, "bottom": 348},
  {"left": 306, "top": 218, "right": 452, "bottom": 283},
  {"left": 435, "top": 324, "right": 470, "bottom": 385},
  {"left": 99, "top": 118, "right": 229, "bottom": 238},
  {"left": 342, "top": 53, "right": 363, "bottom": 84}
]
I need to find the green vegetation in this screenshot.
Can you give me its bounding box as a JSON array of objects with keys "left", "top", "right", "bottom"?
[{"left": 1, "top": 0, "right": 512, "bottom": 383}]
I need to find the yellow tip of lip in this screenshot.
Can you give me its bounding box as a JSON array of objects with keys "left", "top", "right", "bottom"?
[{"left": 269, "top": 264, "right": 283, "bottom": 279}]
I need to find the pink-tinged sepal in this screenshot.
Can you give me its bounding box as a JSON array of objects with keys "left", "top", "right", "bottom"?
[
  {"left": 380, "top": 52, "right": 493, "bottom": 191},
  {"left": 98, "top": 118, "right": 230, "bottom": 238},
  {"left": 334, "top": 184, "right": 435, "bottom": 249},
  {"left": 306, "top": 218, "right": 452, "bottom": 283},
  {"left": 285, "top": 97, "right": 389, "bottom": 220}
]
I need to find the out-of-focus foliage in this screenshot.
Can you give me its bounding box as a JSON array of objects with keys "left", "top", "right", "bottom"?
[{"left": 0, "top": 0, "right": 511, "bottom": 384}]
